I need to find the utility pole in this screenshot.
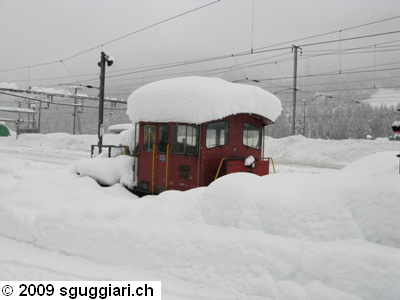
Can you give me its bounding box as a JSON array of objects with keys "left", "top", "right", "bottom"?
[
  {"left": 38, "top": 100, "right": 42, "bottom": 133},
  {"left": 292, "top": 45, "right": 301, "bottom": 135},
  {"left": 97, "top": 51, "right": 113, "bottom": 153},
  {"left": 98, "top": 53, "right": 106, "bottom": 152},
  {"left": 72, "top": 87, "right": 80, "bottom": 135},
  {"left": 73, "top": 98, "right": 77, "bottom": 135},
  {"left": 302, "top": 99, "right": 306, "bottom": 136}
]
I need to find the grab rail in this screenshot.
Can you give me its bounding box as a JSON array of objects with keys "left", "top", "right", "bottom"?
[{"left": 214, "top": 157, "right": 227, "bottom": 180}]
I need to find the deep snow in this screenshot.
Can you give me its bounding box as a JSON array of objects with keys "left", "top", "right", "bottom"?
[
  {"left": 127, "top": 76, "right": 282, "bottom": 124},
  {"left": 0, "top": 133, "right": 399, "bottom": 300}
]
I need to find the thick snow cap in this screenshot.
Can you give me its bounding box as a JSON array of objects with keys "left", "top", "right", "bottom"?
[{"left": 127, "top": 76, "right": 282, "bottom": 124}]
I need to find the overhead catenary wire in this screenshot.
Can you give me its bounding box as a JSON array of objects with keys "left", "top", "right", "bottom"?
[
  {"left": 0, "top": 0, "right": 222, "bottom": 73},
  {"left": 5, "top": 27, "right": 400, "bottom": 88},
  {"left": 13, "top": 38, "right": 400, "bottom": 85},
  {"left": 1, "top": 12, "right": 399, "bottom": 112},
  {"left": 0, "top": 13, "right": 398, "bottom": 79}
]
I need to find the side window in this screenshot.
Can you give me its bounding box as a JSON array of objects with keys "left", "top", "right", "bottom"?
[
  {"left": 143, "top": 125, "right": 155, "bottom": 152},
  {"left": 206, "top": 121, "right": 229, "bottom": 148},
  {"left": 243, "top": 123, "right": 261, "bottom": 149},
  {"left": 172, "top": 124, "right": 198, "bottom": 155},
  {"left": 158, "top": 125, "right": 168, "bottom": 153}
]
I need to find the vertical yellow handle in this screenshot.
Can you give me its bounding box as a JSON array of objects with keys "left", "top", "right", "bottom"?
[
  {"left": 214, "top": 157, "right": 226, "bottom": 181},
  {"left": 151, "top": 144, "right": 156, "bottom": 194},
  {"left": 270, "top": 157, "right": 276, "bottom": 174},
  {"left": 165, "top": 144, "right": 169, "bottom": 191}
]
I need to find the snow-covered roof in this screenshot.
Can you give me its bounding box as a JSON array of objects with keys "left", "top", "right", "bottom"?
[
  {"left": 0, "top": 82, "right": 18, "bottom": 89},
  {"left": 127, "top": 76, "right": 282, "bottom": 124},
  {"left": 392, "top": 121, "right": 400, "bottom": 127},
  {"left": 0, "top": 106, "right": 36, "bottom": 114},
  {"left": 108, "top": 123, "right": 132, "bottom": 133}
]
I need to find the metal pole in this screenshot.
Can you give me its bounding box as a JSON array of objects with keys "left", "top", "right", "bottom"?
[
  {"left": 73, "top": 99, "right": 77, "bottom": 135},
  {"left": 38, "top": 100, "right": 42, "bottom": 133},
  {"left": 303, "top": 100, "right": 306, "bottom": 136},
  {"left": 98, "top": 52, "right": 106, "bottom": 153},
  {"left": 73, "top": 87, "right": 79, "bottom": 135},
  {"left": 292, "top": 45, "right": 299, "bottom": 135}
]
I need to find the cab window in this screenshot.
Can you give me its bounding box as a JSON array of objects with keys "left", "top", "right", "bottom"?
[
  {"left": 206, "top": 121, "right": 228, "bottom": 148},
  {"left": 243, "top": 123, "right": 261, "bottom": 149},
  {"left": 172, "top": 124, "right": 198, "bottom": 155},
  {"left": 143, "top": 125, "right": 155, "bottom": 152},
  {"left": 158, "top": 125, "right": 168, "bottom": 153}
]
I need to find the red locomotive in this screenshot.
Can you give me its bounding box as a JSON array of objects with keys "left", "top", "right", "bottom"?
[{"left": 127, "top": 76, "right": 282, "bottom": 194}]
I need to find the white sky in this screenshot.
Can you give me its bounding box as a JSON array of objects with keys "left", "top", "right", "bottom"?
[{"left": 0, "top": 0, "right": 399, "bottom": 98}]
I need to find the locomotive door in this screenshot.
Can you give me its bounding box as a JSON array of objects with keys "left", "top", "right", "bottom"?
[{"left": 153, "top": 124, "right": 169, "bottom": 194}]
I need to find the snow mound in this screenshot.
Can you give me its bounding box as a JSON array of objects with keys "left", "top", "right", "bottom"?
[
  {"left": 1, "top": 135, "right": 400, "bottom": 300},
  {"left": 108, "top": 123, "right": 132, "bottom": 133},
  {"left": 0, "top": 82, "right": 18, "bottom": 89},
  {"left": 127, "top": 76, "right": 282, "bottom": 124},
  {"left": 200, "top": 151, "right": 400, "bottom": 246},
  {"left": 31, "top": 86, "right": 72, "bottom": 96},
  {"left": 75, "top": 155, "right": 135, "bottom": 188},
  {"left": 264, "top": 135, "right": 399, "bottom": 169},
  {"left": 342, "top": 151, "right": 399, "bottom": 176},
  {"left": 0, "top": 133, "right": 124, "bottom": 151}
]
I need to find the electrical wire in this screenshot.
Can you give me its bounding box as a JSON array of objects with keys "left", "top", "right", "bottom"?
[{"left": 0, "top": 0, "right": 222, "bottom": 73}]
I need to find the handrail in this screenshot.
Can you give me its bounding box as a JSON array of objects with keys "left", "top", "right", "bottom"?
[
  {"left": 263, "top": 157, "right": 276, "bottom": 174},
  {"left": 165, "top": 144, "right": 170, "bottom": 191},
  {"left": 214, "top": 157, "right": 227, "bottom": 181},
  {"left": 90, "top": 144, "right": 128, "bottom": 158},
  {"left": 151, "top": 143, "right": 156, "bottom": 194}
]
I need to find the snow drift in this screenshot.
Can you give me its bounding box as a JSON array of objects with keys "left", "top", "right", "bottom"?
[
  {"left": 75, "top": 155, "right": 135, "bottom": 188},
  {"left": 1, "top": 147, "right": 399, "bottom": 299},
  {"left": 127, "top": 76, "right": 282, "bottom": 124}
]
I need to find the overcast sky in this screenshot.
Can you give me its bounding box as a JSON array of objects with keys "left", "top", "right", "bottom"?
[{"left": 1, "top": 0, "right": 399, "bottom": 97}]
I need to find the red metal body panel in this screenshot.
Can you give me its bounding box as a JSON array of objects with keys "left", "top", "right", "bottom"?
[
  {"left": 225, "top": 159, "right": 269, "bottom": 176},
  {"left": 135, "top": 113, "right": 272, "bottom": 194}
]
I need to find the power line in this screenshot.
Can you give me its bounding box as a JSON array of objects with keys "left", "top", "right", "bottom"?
[
  {"left": 1, "top": 12, "right": 398, "bottom": 80},
  {"left": 0, "top": 0, "right": 222, "bottom": 73},
  {"left": 5, "top": 26, "right": 400, "bottom": 86},
  {"left": 254, "top": 15, "right": 400, "bottom": 52},
  {"left": 62, "top": 0, "right": 222, "bottom": 61},
  {"left": 78, "top": 30, "right": 400, "bottom": 83},
  {"left": 298, "top": 30, "right": 400, "bottom": 48}
]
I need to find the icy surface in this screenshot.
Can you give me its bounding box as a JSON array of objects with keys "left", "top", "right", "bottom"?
[
  {"left": 127, "top": 76, "right": 282, "bottom": 124},
  {"left": 0, "top": 134, "right": 399, "bottom": 300}
]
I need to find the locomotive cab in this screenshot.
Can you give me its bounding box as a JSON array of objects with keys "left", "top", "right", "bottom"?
[{"left": 127, "top": 76, "right": 282, "bottom": 195}]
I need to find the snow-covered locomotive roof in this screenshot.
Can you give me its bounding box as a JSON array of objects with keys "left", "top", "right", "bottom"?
[{"left": 127, "top": 76, "right": 282, "bottom": 124}]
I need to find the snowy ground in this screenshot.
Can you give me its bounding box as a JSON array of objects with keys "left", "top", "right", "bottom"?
[{"left": 0, "top": 133, "right": 399, "bottom": 300}]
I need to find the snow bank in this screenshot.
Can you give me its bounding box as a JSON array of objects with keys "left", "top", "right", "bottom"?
[
  {"left": 1, "top": 149, "right": 399, "bottom": 299},
  {"left": 0, "top": 82, "right": 18, "bottom": 89},
  {"left": 0, "top": 133, "right": 124, "bottom": 151},
  {"left": 264, "top": 135, "right": 399, "bottom": 169},
  {"left": 201, "top": 151, "right": 400, "bottom": 247},
  {"left": 127, "top": 76, "right": 282, "bottom": 124},
  {"left": 1, "top": 136, "right": 399, "bottom": 299},
  {"left": 31, "top": 86, "right": 72, "bottom": 96},
  {"left": 75, "top": 155, "right": 135, "bottom": 188}
]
